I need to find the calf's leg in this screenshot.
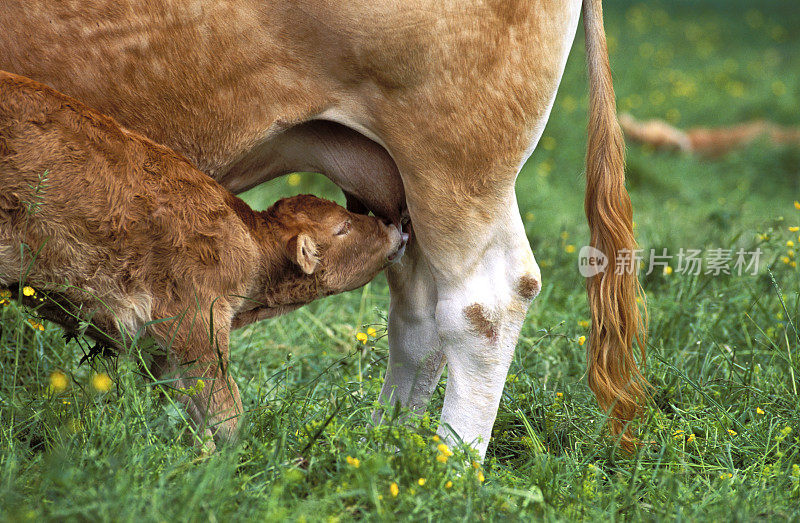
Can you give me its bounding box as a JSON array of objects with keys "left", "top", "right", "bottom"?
[{"left": 149, "top": 309, "right": 242, "bottom": 447}]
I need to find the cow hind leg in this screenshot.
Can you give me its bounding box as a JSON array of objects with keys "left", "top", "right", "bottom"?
[
  {"left": 428, "top": 197, "right": 541, "bottom": 458},
  {"left": 382, "top": 186, "right": 541, "bottom": 459},
  {"left": 376, "top": 238, "right": 445, "bottom": 422}
]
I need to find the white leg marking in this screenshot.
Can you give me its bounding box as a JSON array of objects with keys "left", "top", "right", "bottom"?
[{"left": 433, "top": 197, "right": 540, "bottom": 458}]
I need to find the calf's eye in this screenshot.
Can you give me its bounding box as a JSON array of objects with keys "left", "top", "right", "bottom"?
[{"left": 335, "top": 221, "right": 352, "bottom": 236}]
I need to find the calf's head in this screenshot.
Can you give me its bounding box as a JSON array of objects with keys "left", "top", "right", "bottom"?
[{"left": 266, "top": 194, "right": 407, "bottom": 294}]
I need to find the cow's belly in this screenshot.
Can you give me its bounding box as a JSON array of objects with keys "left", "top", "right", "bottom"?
[{"left": 219, "top": 120, "right": 406, "bottom": 225}]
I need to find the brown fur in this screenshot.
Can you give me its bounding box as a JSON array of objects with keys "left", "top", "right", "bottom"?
[
  {"left": 0, "top": 71, "right": 403, "bottom": 445},
  {"left": 620, "top": 113, "right": 800, "bottom": 157},
  {"left": 464, "top": 304, "right": 498, "bottom": 341},
  {"left": 583, "top": 0, "right": 648, "bottom": 449},
  {"left": 517, "top": 275, "right": 541, "bottom": 301},
  {"left": 0, "top": 0, "right": 576, "bottom": 251}
]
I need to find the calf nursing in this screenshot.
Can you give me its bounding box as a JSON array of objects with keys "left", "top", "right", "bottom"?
[{"left": 0, "top": 71, "right": 405, "bottom": 444}]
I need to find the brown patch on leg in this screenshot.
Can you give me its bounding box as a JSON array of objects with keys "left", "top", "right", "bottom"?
[
  {"left": 517, "top": 275, "right": 541, "bottom": 300},
  {"left": 464, "top": 304, "right": 497, "bottom": 340}
]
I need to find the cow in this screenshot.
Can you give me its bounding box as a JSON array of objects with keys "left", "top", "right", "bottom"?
[
  {"left": 0, "top": 70, "right": 407, "bottom": 447},
  {"left": 0, "top": 0, "right": 646, "bottom": 457}
]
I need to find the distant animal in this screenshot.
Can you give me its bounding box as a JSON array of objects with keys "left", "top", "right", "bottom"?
[
  {"left": 0, "top": 71, "right": 407, "bottom": 446},
  {"left": 620, "top": 113, "right": 800, "bottom": 157},
  {"left": 0, "top": 0, "right": 646, "bottom": 454}
]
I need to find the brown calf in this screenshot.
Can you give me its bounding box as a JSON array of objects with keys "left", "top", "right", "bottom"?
[{"left": 0, "top": 71, "right": 405, "bottom": 445}]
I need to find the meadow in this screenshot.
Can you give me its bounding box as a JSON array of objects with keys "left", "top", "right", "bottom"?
[{"left": 1, "top": 0, "right": 799, "bottom": 520}]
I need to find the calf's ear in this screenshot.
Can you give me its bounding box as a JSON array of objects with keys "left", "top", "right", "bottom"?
[{"left": 290, "top": 233, "right": 319, "bottom": 274}]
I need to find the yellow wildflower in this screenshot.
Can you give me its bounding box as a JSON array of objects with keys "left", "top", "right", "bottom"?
[
  {"left": 565, "top": 244, "right": 576, "bottom": 254},
  {"left": 728, "top": 429, "right": 737, "bottom": 436},
  {"left": 782, "top": 256, "right": 790, "bottom": 264},
  {"left": 28, "top": 319, "right": 45, "bottom": 331},
  {"left": 756, "top": 407, "right": 765, "bottom": 415},
  {"left": 437, "top": 443, "right": 453, "bottom": 456},
  {"left": 560, "top": 231, "right": 569, "bottom": 240},
  {"left": 795, "top": 201, "right": 800, "bottom": 210},
  {"left": 790, "top": 226, "right": 800, "bottom": 232},
  {"left": 556, "top": 392, "right": 563, "bottom": 398},
  {"left": 673, "top": 429, "right": 685, "bottom": 439},
  {"left": 50, "top": 371, "right": 68, "bottom": 392},
  {"left": 390, "top": 482, "right": 399, "bottom": 497},
  {"left": 345, "top": 456, "right": 360, "bottom": 468},
  {"left": 417, "top": 478, "right": 426, "bottom": 486},
  {"left": 22, "top": 286, "right": 35, "bottom": 297},
  {"left": 355, "top": 332, "right": 368, "bottom": 344},
  {"left": 92, "top": 373, "right": 112, "bottom": 392},
  {"left": 578, "top": 335, "right": 586, "bottom": 346},
  {"left": 663, "top": 265, "right": 673, "bottom": 275},
  {"left": 366, "top": 327, "right": 377, "bottom": 337},
  {"left": 562, "top": 95, "right": 577, "bottom": 112},
  {"left": 431, "top": 435, "right": 440, "bottom": 442},
  {"left": 436, "top": 454, "right": 448, "bottom": 463},
  {"left": 477, "top": 471, "right": 485, "bottom": 483},
  {"left": 578, "top": 320, "right": 590, "bottom": 329},
  {"left": 792, "top": 261, "right": 797, "bottom": 268},
  {"left": 788, "top": 241, "right": 795, "bottom": 248},
  {"left": 666, "top": 108, "right": 681, "bottom": 123},
  {"left": 720, "top": 473, "right": 733, "bottom": 479},
  {"left": 687, "top": 433, "right": 696, "bottom": 444},
  {"left": 287, "top": 173, "right": 302, "bottom": 186},
  {"left": 445, "top": 480, "right": 453, "bottom": 489},
  {"left": 472, "top": 461, "right": 480, "bottom": 470}
]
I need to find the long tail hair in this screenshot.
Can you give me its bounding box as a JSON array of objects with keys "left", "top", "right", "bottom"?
[{"left": 582, "top": 0, "right": 648, "bottom": 447}]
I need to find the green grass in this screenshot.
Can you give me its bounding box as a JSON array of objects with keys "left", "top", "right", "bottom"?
[{"left": 2, "top": 0, "right": 799, "bottom": 519}]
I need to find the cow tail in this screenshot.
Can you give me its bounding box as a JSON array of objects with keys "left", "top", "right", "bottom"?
[{"left": 582, "top": 0, "right": 648, "bottom": 449}]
